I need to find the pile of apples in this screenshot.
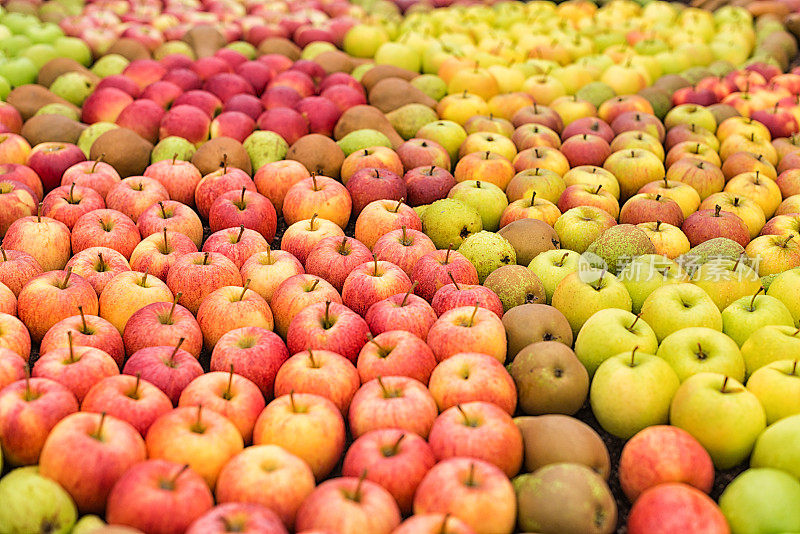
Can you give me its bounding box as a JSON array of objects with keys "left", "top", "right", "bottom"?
[{"left": 1, "top": 0, "right": 800, "bottom": 533}]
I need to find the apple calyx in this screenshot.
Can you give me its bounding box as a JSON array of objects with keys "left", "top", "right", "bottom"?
[
  {"left": 399, "top": 282, "right": 417, "bottom": 307},
  {"left": 748, "top": 286, "right": 765, "bottom": 312},
  {"left": 127, "top": 373, "right": 142, "bottom": 400},
  {"left": 381, "top": 433, "right": 405, "bottom": 458},
  {"left": 90, "top": 154, "right": 105, "bottom": 174},
  {"left": 222, "top": 364, "right": 235, "bottom": 401},
  {"left": 159, "top": 464, "right": 190, "bottom": 491},
  {"left": 367, "top": 333, "right": 390, "bottom": 359},
  {"left": 377, "top": 376, "right": 402, "bottom": 399},
  {"left": 90, "top": 412, "right": 107, "bottom": 441},
  {"left": 190, "top": 404, "right": 206, "bottom": 434},
  {"left": 308, "top": 213, "right": 319, "bottom": 231},
  {"left": 628, "top": 346, "right": 639, "bottom": 368},
  {"left": 456, "top": 404, "right": 478, "bottom": 427},
  {"left": 627, "top": 313, "right": 642, "bottom": 332},
  {"left": 168, "top": 337, "right": 185, "bottom": 367},
  {"left": 321, "top": 300, "right": 335, "bottom": 330},
  {"left": 392, "top": 198, "right": 404, "bottom": 213},
  {"left": 58, "top": 267, "right": 73, "bottom": 290}
]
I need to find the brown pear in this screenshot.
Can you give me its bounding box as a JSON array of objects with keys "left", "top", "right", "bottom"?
[
  {"left": 105, "top": 38, "right": 151, "bottom": 62},
  {"left": 37, "top": 57, "right": 99, "bottom": 88},
  {"left": 287, "top": 134, "right": 345, "bottom": 179},
  {"left": 333, "top": 105, "right": 403, "bottom": 148},
  {"left": 498, "top": 219, "right": 560, "bottom": 266},
  {"left": 313, "top": 50, "right": 355, "bottom": 74},
  {"left": 368, "top": 77, "right": 438, "bottom": 113},
  {"left": 181, "top": 25, "right": 227, "bottom": 59},
  {"left": 502, "top": 303, "right": 573, "bottom": 361},
  {"left": 191, "top": 137, "right": 252, "bottom": 176},
  {"left": 257, "top": 38, "right": 301, "bottom": 60},
  {"left": 6, "top": 85, "right": 81, "bottom": 121},
  {"left": 90, "top": 128, "right": 153, "bottom": 178},
  {"left": 21, "top": 114, "right": 87, "bottom": 145},
  {"left": 361, "top": 64, "right": 418, "bottom": 92}
]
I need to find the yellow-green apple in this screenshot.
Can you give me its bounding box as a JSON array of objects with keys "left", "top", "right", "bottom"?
[
  {"left": 639, "top": 178, "right": 701, "bottom": 219},
  {"left": 717, "top": 117, "right": 770, "bottom": 144},
  {"left": 356, "top": 330, "right": 437, "bottom": 385},
  {"left": 0, "top": 313, "right": 30, "bottom": 360},
  {"left": 610, "top": 131, "right": 665, "bottom": 160},
  {"left": 82, "top": 374, "right": 172, "bottom": 436},
  {"left": 453, "top": 151, "right": 515, "bottom": 191},
  {"left": 740, "top": 325, "right": 800, "bottom": 377},
  {"left": 718, "top": 467, "right": 800, "bottom": 534},
  {"left": 105, "top": 177, "right": 169, "bottom": 223},
  {"left": 270, "top": 274, "right": 341, "bottom": 338},
  {"left": 404, "top": 165, "right": 458, "bottom": 207},
  {"left": 105, "top": 460, "right": 214, "bottom": 534},
  {"left": 123, "top": 340, "right": 204, "bottom": 404},
  {"left": 39, "top": 411, "right": 146, "bottom": 513},
  {"left": 32, "top": 334, "right": 118, "bottom": 402},
  {"left": 0, "top": 247, "right": 42, "bottom": 297},
  {"left": 253, "top": 392, "right": 345, "bottom": 480},
  {"left": 618, "top": 254, "right": 690, "bottom": 313},
  {"left": 129, "top": 229, "right": 198, "bottom": 281},
  {"left": 720, "top": 134, "right": 778, "bottom": 167},
  {"left": 18, "top": 269, "right": 99, "bottom": 343},
  {"left": 603, "top": 148, "right": 666, "bottom": 200},
  {"left": 681, "top": 205, "right": 751, "bottom": 248},
  {"left": 166, "top": 251, "right": 242, "bottom": 314},
  {"left": 692, "top": 256, "right": 763, "bottom": 311},
  {"left": 427, "top": 305, "right": 506, "bottom": 363},
  {"left": 281, "top": 215, "right": 345, "bottom": 265},
  {"left": 202, "top": 226, "right": 269, "bottom": 269},
  {"left": 26, "top": 142, "right": 86, "bottom": 193},
  {"left": 3, "top": 214, "right": 71, "bottom": 271},
  {"left": 283, "top": 175, "right": 351, "bottom": 229},
  {"left": 550, "top": 95, "right": 596, "bottom": 126},
  {"left": 562, "top": 165, "right": 620, "bottom": 199},
  {"left": 636, "top": 221, "right": 691, "bottom": 259},
  {"left": 499, "top": 191, "right": 561, "bottom": 227},
  {"left": 373, "top": 228, "right": 437, "bottom": 278},
  {"left": 505, "top": 168, "right": 565, "bottom": 205},
  {"left": 527, "top": 249, "right": 582, "bottom": 303},
  {"left": 761, "top": 213, "right": 800, "bottom": 238},
  {"left": 745, "top": 233, "right": 800, "bottom": 276},
  {"left": 71, "top": 209, "right": 141, "bottom": 260},
  {"left": 122, "top": 296, "right": 202, "bottom": 358},
  {"left": 178, "top": 369, "right": 265, "bottom": 443},
  {"left": 215, "top": 445, "right": 315, "bottom": 530},
  {"left": 747, "top": 360, "right": 800, "bottom": 423},
  {"left": 0, "top": 377, "right": 78, "bottom": 465},
  {"left": 137, "top": 200, "right": 204, "bottom": 248},
  {"left": 437, "top": 92, "right": 490, "bottom": 128},
  {"left": 99, "top": 270, "right": 173, "bottom": 333},
  {"left": 354, "top": 199, "right": 422, "bottom": 250},
  {"left": 146, "top": 405, "right": 244, "bottom": 489},
  {"left": 511, "top": 146, "right": 568, "bottom": 176},
  {"left": 665, "top": 104, "right": 717, "bottom": 133},
  {"left": 365, "top": 288, "right": 438, "bottom": 340},
  {"left": 428, "top": 401, "right": 522, "bottom": 477},
  {"left": 0, "top": 349, "right": 25, "bottom": 390},
  {"left": 778, "top": 195, "right": 800, "bottom": 216},
  {"left": 252, "top": 160, "right": 310, "bottom": 217},
  {"left": 306, "top": 235, "right": 372, "bottom": 291},
  {"left": 274, "top": 349, "right": 359, "bottom": 414},
  {"left": 670, "top": 372, "right": 766, "bottom": 469},
  {"left": 656, "top": 326, "right": 746, "bottom": 382},
  {"left": 640, "top": 283, "right": 723, "bottom": 342},
  {"left": 342, "top": 259, "right": 413, "bottom": 317},
  {"left": 557, "top": 183, "right": 619, "bottom": 219},
  {"left": 628, "top": 483, "right": 729, "bottom": 534},
  {"left": 340, "top": 147, "right": 404, "bottom": 185},
  {"left": 619, "top": 425, "right": 714, "bottom": 501},
  {"left": 0, "top": 181, "right": 39, "bottom": 235},
  {"left": 286, "top": 299, "right": 370, "bottom": 362},
  {"left": 411, "top": 247, "right": 479, "bottom": 302},
  {"left": 0, "top": 133, "right": 31, "bottom": 166},
  {"left": 348, "top": 376, "right": 438, "bottom": 439},
  {"left": 665, "top": 142, "right": 721, "bottom": 169},
  {"left": 143, "top": 158, "right": 203, "bottom": 208},
  {"left": 552, "top": 268, "right": 632, "bottom": 337},
  {"left": 194, "top": 167, "right": 255, "bottom": 220},
  {"left": 590, "top": 348, "right": 680, "bottom": 438},
  {"left": 433, "top": 349, "right": 517, "bottom": 414},
  {"left": 295, "top": 475, "right": 401, "bottom": 534},
  {"left": 721, "top": 150, "right": 777, "bottom": 182},
  {"left": 766, "top": 268, "right": 800, "bottom": 325},
  {"left": 238, "top": 249, "right": 303, "bottom": 304},
  {"left": 61, "top": 159, "right": 121, "bottom": 200},
  {"left": 723, "top": 291, "right": 795, "bottom": 347},
  {"left": 65, "top": 247, "right": 131, "bottom": 295},
  {"left": 724, "top": 172, "right": 781, "bottom": 220},
  {"left": 210, "top": 327, "right": 289, "bottom": 399},
  {"left": 413, "top": 457, "right": 516, "bottom": 534}
]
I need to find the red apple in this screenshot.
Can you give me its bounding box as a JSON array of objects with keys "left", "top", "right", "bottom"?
[
  {"left": 253, "top": 160, "right": 310, "bottom": 217},
  {"left": 123, "top": 340, "right": 204, "bottom": 404},
  {"left": 0, "top": 247, "right": 43, "bottom": 296},
  {"left": 65, "top": 246, "right": 131, "bottom": 295},
  {"left": 273, "top": 349, "right": 360, "bottom": 414},
  {"left": 354, "top": 199, "right": 422, "bottom": 250},
  {"left": 356, "top": 330, "right": 437, "bottom": 385},
  {"left": 346, "top": 168, "right": 406, "bottom": 216},
  {"left": 404, "top": 166, "right": 458, "bottom": 207},
  {"left": 627, "top": 483, "right": 729, "bottom": 534},
  {"left": 26, "top": 142, "right": 86, "bottom": 192},
  {"left": 305, "top": 235, "right": 372, "bottom": 292},
  {"left": 129, "top": 229, "right": 199, "bottom": 281},
  {"left": 428, "top": 352, "right": 517, "bottom": 415},
  {"left": 681, "top": 205, "right": 751, "bottom": 248},
  {"left": 143, "top": 158, "right": 203, "bottom": 208},
  {"left": 123, "top": 296, "right": 203, "bottom": 358},
  {"left": 62, "top": 159, "right": 122, "bottom": 200},
  {"left": 373, "top": 227, "right": 436, "bottom": 277},
  {"left": 365, "top": 288, "right": 439, "bottom": 341},
  {"left": 210, "top": 327, "right": 289, "bottom": 398},
  {"left": 0, "top": 179, "right": 36, "bottom": 236},
  {"left": 82, "top": 374, "right": 173, "bottom": 435},
  {"left": 0, "top": 312, "right": 31, "bottom": 360},
  {"left": 71, "top": 208, "right": 141, "bottom": 260},
  {"left": 411, "top": 247, "right": 480, "bottom": 302},
  {"left": 426, "top": 305, "right": 507, "bottom": 363},
  {"left": 4, "top": 214, "right": 72, "bottom": 271},
  {"left": 348, "top": 376, "right": 438, "bottom": 439},
  {"left": 196, "top": 282, "right": 273, "bottom": 350},
  {"left": 209, "top": 188, "right": 277, "bottom": 242},
  {"left": 270, "top": 273, "right": 341, "bottom": 338},
  {"left": 431, "top": 277, "right": 504, "bottom": 318},
  {"left": 166, "top": 251, "right": 242, "bottom": 314},
  {"left": 342, "top": 258, "right": 413, "bottom": 317}
]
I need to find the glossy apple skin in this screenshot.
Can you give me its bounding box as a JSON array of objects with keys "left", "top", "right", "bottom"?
[
  {"left": 123, "top": 345, "right": 204, "bottom": 404},
  {"left": 32, "top": 345, "right": 119, "bottom": 402},
  {"left": 209, "top": 189, "right": 278, "bottom": 242},
  {"left": 426, "top": 306, "right": 507, "bottom": 364},
  {"left": 253, "top": 160, "right": 310, "bottom": 217},
  {"left": 373, "top": 228, "right": 437, "bottom": 278},
  {"left": 123, "top": 300, "right": 203, "bottom": 358},
  {"left": 185, "top": 503, "right": 289, "bottom": 534},
  {"left": 428, "top": 352, "right": 517, "bottom": 415},
  {"left": 342, "top": 428, "right": 437, "bottom": 515},
  {"left": 4, "top": 215, "right": 72, "bottom": 272},
  {"left": 305, "top": 235, "right": 373, "bottom": 292},
  {"left": 270, "top": 274, "right": 342, "bottom": 338},
  {"left": 129, "top": 231, "right": 199, "bottom": 282},
  {"left": 166, "top": 252, "right": 243, "bottom": 315},
  {"left": 196, "top": 285, "right": 274, "bottom": 350},
  {"left": 137, "top": 200, "right": 204, "bottom": 248},
  {"left": 26, "top": 142, "right": 87, "bottom": 193},
  {"left": 0, "top": 377, "right": 79, "bottom": 465},
  {"left": 411, "top": 249, "right": 480, "bottom": 302},
  {"left": 39, "top": 412, "right": 147, "bottom": 514},
  {"left": 61, "top": 160, "right": 121, "bottom": 200},
  {"left": 356, "top": 330, "right": 437, "bottom": 385},
  {"left": 144, "top": 159, "right": 203, "bottom": 208},
  {"left": 342, "top": 260, "right": 413, "bottom": 317},
  {"left": 348, "top": 376, "right": 438, "bottom": 439},
  {"left": 71, "top": 209, "right": 142, "bottom": 260},
  {"left": 365, "top": 292, "right": 438, "bottom": 341},
  {"left": 273, "top": 349, "right": 360, "bottom": 415},
  {"left": 0, "top": 248, "right": 43, "bottom": 297},
  {"left": 106, "top": 459, "right": 215, "bottom": 534},
  {"left": 82, "top": 374, "right": 173, "bottom": 435},
  {"left": 286, "top": 301, "right": 370, "bottom": 363},
  {"left": 627, "top": 483, "right": 730, "bottom": 534},
  {"left": 0, "top": 348, "right": 25, "bottom": 390},
  {"left": 65, "top": 246, "right": 131, "bottom": 296},
  {"left": 210, "top": 327, "right": 289, "bottom": 399},
  {"left": 0, "top": 313, "right": 31, "bottom": 361}
]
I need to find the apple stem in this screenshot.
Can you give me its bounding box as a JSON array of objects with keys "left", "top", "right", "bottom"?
[
  {"left": 594, "top": 184, "right": 602, "bottom": 195},
  {"left": 67, "top": 330, "right": 76, "bottom": 363},
  {"left": 782, "top": 234, "right": 795, "bottom": 248},
  {"left": 655, "top": 194, "right": 662, "bottom": 202},
  {"left": 165, "top": 464, "right": 190, "bottom": 489},
  {"left": 322, "top": 300, "right": 333, "bottom": 329},
  {"left": 67, "top": 182, "right": 76, "bottom": 204},
  {"left": 77, "top": 305, "right": 89, "bottom": 334},
  {"left": 529, "top": 190, "right": 537, "bottom": 207},
  {"left": 140, "top": 266, "right": 149, "bottom": 287},
  {"left": 91, "top": 412, "right": 106, "bottom": 441},
  {"left": 222, "top": 153, "right": 228, "bottom": 174},
  {"left": 467, "top": 303, "right": 479, "bottom": 327},
  {"left": 37, "top": 202, "right": 41, "bottom": 223},
  {"left": 162, "top": 227, "right": 169, "bottom": 252},
  {"left": 556, "top": 252, "right": 569, "bottom": 267},
  {"left": 393, "top": 198, "right": 403, "bottom": 213},
  {"left": 733, "top": 197, "right": 741, "bottom": 207},
  {"left": 401, "top": 226, "right": 410, "bottom": 246},
  {"left": 628, "top": 313, "right": 641, "bottom": 332},
  {"left": 429, "top": 165, "right": 435, "bottom": 174},
  {"left": 23, "top": 366, "right": 32, "bottom": 401},
  {"left": 714, "top": 204, "right": 722, "bottom": 217},
  {"left": 172, "top": 153, "right": 178, "bottom": 166},
  {"left": 351, "top": 469, "right": 367, "bottom": 503},
  {"left": 91, "top": 154, "right": 104, "bottom": 174},
  {"left": 165, "top": 293, "right": 180, "bottom": 324},
  {"left": 308, "top": 349, "right": 318, "bottom": 368},
  {"left": 265, "top": 245, "right": 271, "bottom": 264},
  {"left": 373, "top": 254, "right": 379, "bottom": 277},
  {"left": 238, "top": 279, "right": 251, "bottom": 301},
  {"left": 388, "top": 433, "right": 405, "bottom": 456},
  {"left": 169, "top": 337, "right": 185, "bottom": 364},
  {"left": 792, "top": 360, "right": 798, "bottom": 375},
  {"left": 466, "top": 463, "right": 477, "bottom": 487},
  {"left": 400, "top": 282, "right": 417, "bottom": 307},
  {"left": 732, "top": 254, "right": 742, "bottom": 273},
  {"left": 97, "top": 252, "right": 106, "bottom": 272},
  {"left": 793, "top": 328, "right": 800, "bottom": 337},
  {"left": 159, "top": 201, "right": 168, "bottom": 219},
  {"left": 749, "top": 286, "right": 764, "bottom": 312},
  {"left": 0, "top": 247, "right": 5, "bottom": 262},
  {"left": 663, "top": 176, "right": 669, "bottom": 188},
  {"left": 222, "top": 364, "right": 234, "bottom": 400},
  {"left": 376, "top": 376, "right": 390, "bottom": 397},
  {"left": 439, "top": 515, "right": 452, "bottom": 534},
  {"left": 60, "top": 267, "right": 73, "bottom": 290},
  {"left": 309, "top": 213, "right": 318, "bottom": 230},
  {"left": 289, "top": 390, "right": 297, "bottom": 412},
  {"left": 447, "top": 271, "right": 461, "bottom": 290},
  {"left": 367, "top": 333, "right": 389, "bottom": 357},
  {"left": 654, "top": 220, "right": 662, "bottom": 232},
  {"left": 191, "top": 404, "right": 204, "bottom": 433},
  {"left": 754, "top": 170, "right": 760, "bottom": 184},
  {"left": 311, "top": 174, "right": 318, "bottom": 191},
  {"left": 721, "top": 375, "right": 730, "bottom": 393},
  {"left": 309, "top": 278, "right": 320, "bottom": 292},
  {"left": 130, "top": 373, "right": 141, "bottom": 399},
  {"left": 234, "top": 224, "right": 245, "bottom": 244},
  {"left": 444, "top": 244, "right": 453, "bottom": 264},
  {"left": 629, "top": 346, "right": 638, "bottom": 367},
  {"left": 338, "top": 236, "right": 349, "bottom": 254},
  {"left": 592, "top": 269, "right": 606, "bottom": 291}
]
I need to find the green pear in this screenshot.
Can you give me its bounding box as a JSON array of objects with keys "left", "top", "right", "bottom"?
[
  {"left": 515, "top": 415, "right": 610, "bottom": 478},
  {"left": 483, "top": 264, "right": 545, "bottom": 312},
  {"left": 243, "top": 131, "right": 288, "bottom": 171},
  {"left": 90, "top": 54, "right": 129, "bottom": 78},
  {"left": 575, "top": 81, "right": 617, "bottom": 108},
  {"left": 766, "top": 267, "right": 800, "bottom": 326},
  {"left": 457, "top": 230, "right": 516, "bottom": 283},
  {"left": 49, "top": 71, "right": 95, "bottom": 106},
  {"left": 413, "top": 204, "right": 428, "bottom": 218},
  {"left": 719, "top": 468, "right": 800, "bottom": 534},
  {"left": 618, "top": 254, "right": 689, "bottom": 313},
  {"left": 574, "top": 308, "right": 658, "bottom": 377},
  {"left": 421, "top": 198, "right": 482, "bottom": 249},
  {"left": 509, "top": 341, "right": 589, "bottom": 416},
  {"left": 551, "top": 268, "right": 632, "bottom": 337},
  {"left": 0, "top": 466, "right": 77, "bottom": 534},
  {"left": 590, "top": 349, "right": 680, "bottom": 439},
  {"left": 747, "top": 359, "right": 800, "bottom": 424},
  {"left": 528, "top": 249, "right": 581, "bottom": 303},
  {"left": 584, "top": 224, "right": 657, "bottom": 274},
  {"left": 34, "top": 102, "right": 80, "bottom": 121},
  {"left": 336, "top": 129, "right": 394, "bottom": 156},
  {"left": 386, "top": 103, "right": 438, "bottom": 140},
  {"left": 448, "top": 180, "right": 508, "bottom": 232},
  {"left": 410, "top": 74, "right": 448, "bottom": 101},
  {"left": 670, "top": 372, "right": 766, "bottom": 469},
  {"left": 640, "top": 283, "right": 723, "bottom": 342},
  {"left": 677, "top": 237, "right": 745, "bottom": 274},
  {"left": 78, "top": 122, "right": 119, "bottom": 158},
  {"left": 657, "top": 327, "right": 745, "bottom": 382},
  {"left": 741, "top": 325, "right": 800, "bottom": 378},
  {"left": 514, "top": 464, "right": 617, "bottom": 534},
  {"left": 722, "top": 291, "right": 794, "bottom": 347},
  {"left": 751, "top": 414, "right": 800, "bottom": 479}
]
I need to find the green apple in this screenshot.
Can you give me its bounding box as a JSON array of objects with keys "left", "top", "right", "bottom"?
[
  {"left": 151, "top": 135, "right": 197, "bottom": 163},
  {"left": 226, "top": 41, "right": 256, "bottom": 59},
  {"left": 665, "top": 103, "right": 718, "bottom": 133},
  {"left": 374, "top": 41, "right": 420, "bottom": 72},
  {"left": 78, "top": 122, "right": 119, "bottom": 158},
  {"left": 3, "top": 13, "right": 37, "bottom": 35},
  {"left": 71, "top": 515, "right": 106, "bottom": 534},
  {"left": 90, "top": 54, "right": 129, "bottom": 78},
  {"left": 670, "top": 372, "right": 766, "bottom": 469},
  {"left": 35, "top": 102, "right": 81, "bottom": 121},
  {"left": 618, "top": 254, "right": 689, "bottom": 313},
  {"left": 590, "top": 349, "right": 681, "bottom": 439},
  {"left": 343, "top": 24, "right": 389, "bottom": 58},
  {"left": 336, "top": 129, "right": 393, "bottom": 156},
  {"left": 351, "top": 63, "right": 374, "bottom": 82},
  {"left": 747, "top": 360, "right": 800, "bottom": 424},
  {"left": 458, "top": 230, "right": 516, "bottom": 283},
  {"left": 751, "top": 414, "right": 800, "bottom": 479},
  {"left": 741, "top": 325, "right": 800, "bottom": 378},
  {"left": 416, "top": 120, "right": 468, "bottom": 163},
  {"left": 528, "top": 249, "right": 582, "bottom": 304},
  {"left": 0, "top": 57, "right": 37, "bottom": 87},
  {"left": 448, "top": 180, "right": 508, "bottom": 232},
  {"left": 0, "top": 466, "right": 77, "bottom": 534},
  {"left": 300, "top": 41, "right": 336, "bottom": 60},
  {"left": 25, "top": 22, "right": 63, "bottom": 44},
  {"left": 551, "top": 267, "right": 632, "bottom": 337},
  {"left": 766, "top": 268, "right": 800, "bottom": 326},
  {"left": 21, "top": 43, "right": 58, "bottom": 69},
  {"left": 49, "top": 71, "right": 95, "bottom": 106},
  {"left": 719, "top": 468, "right": 800, "bottom": 534},
  {"left": 0, "top": 34, "right": 32, "bottom": 57},
  {"left": 554, "top": 206, "right": 616, "bottom": 254},
  {"left": 722, "top": 292, "right": 795, "bottom": 347},
  {"left": 0, "top": 76, "right": 10, "bottom": 100},
  {"left": 574, "top": 308, "right": 659, "bottom": 377},
  {"left": 692, "top": 257, "right": 763, "bottom": 311},
  {"left": 243, "top": 131, "right": 289, "bottom": 171},
  {"left": 53, "top": 36, "right": 91, "bottom": 66},
  {"left": 154, "top": 41, "right": 195, "bottom": 60},
  {"left": 656, "top": 327, "right": 745, "bottom": 382},
  {"left": 640, "top": 283, "right": 723, "bottom": 342}
]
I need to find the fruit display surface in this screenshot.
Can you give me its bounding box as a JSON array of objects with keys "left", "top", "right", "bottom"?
[{"left": 2, "top": 0, "right": 800, "bottom": 532}]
